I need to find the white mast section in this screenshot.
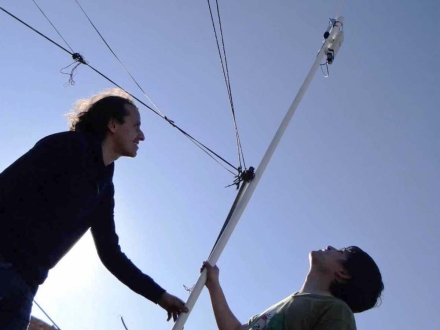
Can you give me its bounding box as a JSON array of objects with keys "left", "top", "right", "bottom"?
[{"left": 172, "top": 16, "right": 345, "bottom": 330}]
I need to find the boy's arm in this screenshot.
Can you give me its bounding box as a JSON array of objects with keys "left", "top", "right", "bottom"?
[{"left": 204, "top": 262, "right": 248, "bottom": 330}]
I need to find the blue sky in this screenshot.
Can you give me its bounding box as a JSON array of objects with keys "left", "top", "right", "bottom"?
[{"left": 1, "top": 0, "right": 439, "bottom": 329}]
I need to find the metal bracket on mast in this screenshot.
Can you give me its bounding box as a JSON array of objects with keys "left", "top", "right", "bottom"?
[
  {"left": 227, "top": 166, "right": 255, "bottom": 189},
  {"left": 241, "top": 166, "right": 255, "bottom": 182},
  {"left": 324, "top": 18, "right": 344, "bottom": 65}
]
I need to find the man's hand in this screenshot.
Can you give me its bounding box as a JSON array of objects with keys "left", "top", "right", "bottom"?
[
  {"left": 201, "top": 261, "right": 220, "bottom": 290},
  {"left": 157, "top": 292, "right": 189, "bottom": 322}
]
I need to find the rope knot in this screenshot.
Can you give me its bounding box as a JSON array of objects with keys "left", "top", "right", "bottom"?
[
  {"left": 60, "top": 53, "right": 87, "bottom": 86},
  {"left": 164, "top": 116, "right": 176, "bottom": 127},
  {"left": 72, "top": 52, "right": 87, "bottom": 64}
]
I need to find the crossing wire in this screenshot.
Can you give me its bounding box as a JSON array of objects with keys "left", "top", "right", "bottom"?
[{"left": 207, "top": 0, "right": 247, "bottom": 172}]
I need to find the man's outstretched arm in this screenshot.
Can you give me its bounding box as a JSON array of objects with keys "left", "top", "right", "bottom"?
[
  {"left": 204, "top": 262, "right": 247, "bottom": 330},
  {"left": 91, "top": 185, "right": 188, "bottom": 321}
]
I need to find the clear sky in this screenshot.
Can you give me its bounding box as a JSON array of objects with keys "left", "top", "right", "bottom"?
[{"left": 1, "top": 0, "right": 439, "bottom": 329}]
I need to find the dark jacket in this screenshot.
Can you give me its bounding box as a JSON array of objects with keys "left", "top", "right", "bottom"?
[{"left": 0, "top": 131, "right": 165, "bottom": 303}]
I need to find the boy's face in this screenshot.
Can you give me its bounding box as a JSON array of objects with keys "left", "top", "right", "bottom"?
[
  {"left": 310, "top": 246, "right": 351, "bottom": 279},
  {"left": 109, "top": 104, "right": 145, "bottom": 158}
]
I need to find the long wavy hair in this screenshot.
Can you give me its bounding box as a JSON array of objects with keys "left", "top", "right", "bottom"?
[{"left": 67, "top": 88, "right": 135, "bottom": 141}]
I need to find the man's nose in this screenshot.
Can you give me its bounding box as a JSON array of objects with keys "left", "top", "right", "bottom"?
[{"left": 139, "top": 130, "right": 145, "bottom": 141}]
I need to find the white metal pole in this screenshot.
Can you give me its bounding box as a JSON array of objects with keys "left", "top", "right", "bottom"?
[{"left": 172, "top": 17, "right": 344, "bottom": 330}]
